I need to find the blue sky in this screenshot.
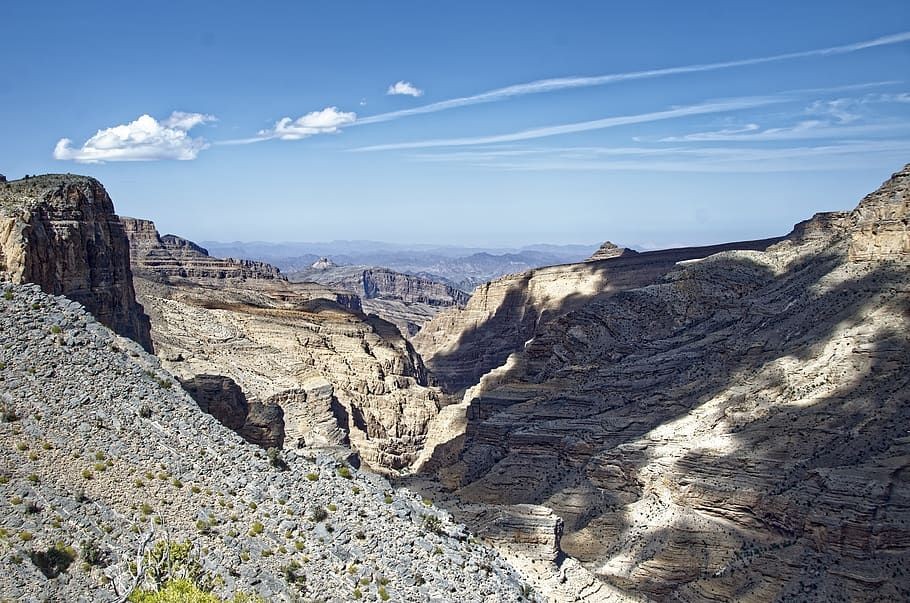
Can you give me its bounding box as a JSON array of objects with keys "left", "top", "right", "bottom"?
[{"left": 2, "top": 1, "right": 909, "bottom": 248}]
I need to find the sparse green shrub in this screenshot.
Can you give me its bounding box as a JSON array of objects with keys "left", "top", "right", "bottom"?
[
  {"left": 28, "top": 451, "right": 38, "bottom": 461},
  {"left": 3, "top": 290, "right": 13, "bottom": 301},
  {"left": 16, "top": 441, "right": 28, "bottom": 451},
  {"left": 423, "top": 514, "right": 444, "bottom": 535},
  {"left": 94, "top": 462, "right": 107, "bottom": 472},
  {"left": 378, "top": 586, "right": 390, "bottom": 601},
  {"left": 305, "top": 472, "right": 319, "bottom": 481},
  {"left": 309, "top": 506, "right": 328, "bottom": 523},
  {"left": 128, "top": 578, "right": 218, "bottom": 603},
  {"left": 18, "top": 530, "right": 33, "bottom": 542},
  {"left": 266, "top": 447, "right": 288, "bottom": 471},
  {"left": 50, "top": 325, "right": 62, "bottom": 334},
  {"left": 140, "top": 502, "right": 153, "bottom": 515},
  {"left": 80, "top": 539, "right": 107, "bottom": 567},
  {"left": 353, "top": 588, "right": 362, "bottom": 599},
  {"left": 248, "top": 521, "right": 264, "bottom": 536},
  {"left": 355, "top": 530, "right": 366, "bottom": 540},
  {"left": 27, "top": 473, "right": 39, "bottom": 484},
  {"left": 337, "top": 466, "right": 352, "bottom": 479},
  {"left": 282, "top": 560, "right": 305, "bottom": 585},
  {"left": 0, "top": 475, "right": 9, "bottom": 484},
  {"left": 139, "top": 404, "right": 153, "bottom": 419},
  {"left": 327, "top": 503, "right": 337, "bottom": 512},
  {"left": 172, "top": 478, "right": 183, "bottom": 488},
  {"left": 29, "top": 542, "right": 75, "bottom": 578},
  {"left": 422, "top": 497, "right": 432, "bottom": 507},
  {"left": 384, "top": 495, "right": 393, "bottom": 504},
  {"left": 191, "top": 485, "right": 201, "bottom": 494}
]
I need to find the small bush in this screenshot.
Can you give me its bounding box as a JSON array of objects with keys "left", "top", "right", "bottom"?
[
  {"left": 267, "top": 447, "right": 289, "bottom": 471},
  {"left": 3, "top": 290, "right": 12, "bottom": 301},
  {"left": 378, "top": 586, "right": 390, "bottom": 601},
  {"left": 140, "top": 503, "right": 153, "bottom": 515},
  {"left": 27, "top": 473, "right": 39, "bottom": 484},
  {"left": 337, "top": 466, "right": 352, "bottom": 479},
  {"left": 305, "top": 472, "right": 319, "bottom": 482},
  {"left": 93, "top": 462, "right": 107, "bottom": 472},
  {"left": 30, "top": 542, "right": 75, "bottom": 578},
  {"left": 80, "top": 539, "right": 107, "bottom": 567},
  {"left": 50, "top": 325, "right": 62, "bottom": 334},
  {"left": 327, "top": 503, "right": 337, "bottom": 512},
  {"left": 248, "top": 521, "right": 264, "bottom": 536},
  {"left": 19, "top": 530, "right": 33, "bottom": 542},
  {"left": 138, "top": 405, "right": 152, "bottom": 419},
  {"left": 128, "top": 578, "right": 218, "bottom": 603},
  {"left": 384, "top": 495, "right": 393, "bottom": 504},
  {"left": 309, "top": 506, "right": 328, "bottom": 523}
]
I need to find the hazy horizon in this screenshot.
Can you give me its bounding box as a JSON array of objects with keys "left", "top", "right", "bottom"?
[{"left": 2, "top": 1, "right": 908, "bottom": 247}]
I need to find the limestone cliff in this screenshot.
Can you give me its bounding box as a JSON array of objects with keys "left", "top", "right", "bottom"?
[
  {"left": 410, "top": 164, "right": 910, "bottom": 601},
  {"left": 290, "top": 264, "right": 470, "bottom": 337},
  {"left": 123, "top": 218, "right": 445, "bottom": 471},
  {"left": 0, "top": 175, "right": 152, "bottom": 351},
  {"left": 413, "top": 236, "right": 782, "bottom": 392}
]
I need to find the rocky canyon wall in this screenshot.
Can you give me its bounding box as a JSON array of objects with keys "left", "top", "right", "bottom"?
[{"left": 0, "top": 175, "right": 152, "bottom": 351}]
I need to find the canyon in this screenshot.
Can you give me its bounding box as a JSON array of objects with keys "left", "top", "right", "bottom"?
[{"left": 1, "top": 165, "right": 908, "bottom": 601}]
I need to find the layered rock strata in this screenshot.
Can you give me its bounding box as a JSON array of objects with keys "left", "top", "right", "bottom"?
[
  {"left": 124, "top": 218, "right": 445, "bottom": 471},
  {"left": 179, "top": 374, "right": 285, "bottom": 449},
  {"left": 412, "top": 165, "right": 910, "bottom": 601},
  {"left": 414, "top": 236, "right": 782, "bottom": 392},
  {"left": 0, "top": 175, "right": 152, "bottom": 351}
]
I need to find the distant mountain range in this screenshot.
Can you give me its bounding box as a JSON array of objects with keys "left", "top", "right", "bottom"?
[{"left": 201, "top": 240, "right": 602, "bottom": 292}]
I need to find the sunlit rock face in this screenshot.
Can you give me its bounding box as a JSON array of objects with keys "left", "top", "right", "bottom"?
[
  {"left": 0, "top": 175, "right": 153, "bottom": 351},
  {"left": 123, "top": 217, "right": 443, "bottom": 471},
  {"left": 413, "top": 165, "right": 910, "bottom": 601}
]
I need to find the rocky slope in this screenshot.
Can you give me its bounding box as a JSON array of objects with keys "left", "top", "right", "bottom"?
[
  {"left": 413, "top": 236, "right": 782, "bottom": 393},
  {"left": 410, "top": 165, "right": 910, "bottom": 601},
  {"left": 0, "top": 282, "right": 532, "bottom": 601},
  {"left": 290, "top": 263, "right": 471, "bottom": 336},
  {"left": 0, "top": 175, "right": 152, "bottom": 351},
  {"left": 124, "top": 218, "right": 446, "bottom": 471}
]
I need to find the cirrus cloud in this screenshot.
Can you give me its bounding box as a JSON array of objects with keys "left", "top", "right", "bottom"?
[
  {"left": 54, "top": 111, "right": 216, "bottom": 163},
  {"left": 386, "top": 81, "right": 423, "bottom": 97}
]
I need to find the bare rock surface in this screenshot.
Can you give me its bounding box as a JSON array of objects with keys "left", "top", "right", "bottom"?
[
  {"left": 290, "top": 263, "right": 470, "bottom": 337},
  {"left": 180, "top": 374, "right": 285, "bottom": 449},
  {"left": 586, "top": 241, "right": 638, "bottom": 261},
  {"left": 409, "top": 164, "right": 910, "bottom": 601},
  {"left": 0, "top": 175, "right": 152, "bottom": 351},
  {"left": 0, "top": 282, "right": 533, "bottom": 601},
  {"left": 124, "top": 218, "right": 448, "bottom": 472},
  {"left": 413, "top": 236, "right": 781, "bottom": 393}
]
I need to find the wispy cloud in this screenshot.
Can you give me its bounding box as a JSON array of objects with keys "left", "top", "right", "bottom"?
[
  {"left": 221, "top": 107, "right": 356, "bottom": 145},
  {"left": 54, "top": 111, "right": 216, "bottom": 163},
  {"left": 387, "top": 81, "right": 424, "bottom": 97},
  {"left": 352, "top": 31, "right": 910, "bottom": 126},
  {"left": 353, "top": 96, "right": 786, "bottom": 151},
  {"left": 412, "top": 140, "right": 910, "bottom": 173},
  {"left": 658, "top": 120, "right": 902, "bottom": 142}
]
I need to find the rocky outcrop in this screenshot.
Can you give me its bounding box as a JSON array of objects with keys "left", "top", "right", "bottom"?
[
  {"left": 413, "top": 236, "right": 782, "bottom": 392},
  {"left": 411, "top": 164, "right": 910, "bottom": 601},
  {"left": 290, "top": 264, "right": 471, "bottom": 337},
  {"left": 0, "top": 175, "right": 152, "bottom": 351},
  {"left": 126, "top": 218, "right": 445, "bottom": 471},
  {"left": 179, "top": 374, "right": 285, "bottom": 449},
  {"left": 121, "top": 217, "right": 283, "bottom": 281},
  {"left": 586, "top": 241, "right": 638, "bottom": 261},
  {"left": 0, "top": 282, "right": 532, "bottom": 601}
]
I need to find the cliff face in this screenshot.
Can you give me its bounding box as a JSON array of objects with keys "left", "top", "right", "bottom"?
[
  {"left": 122, "top": 217, "right": 284, "bottom": 281},
  {"left": 0, "top": 175, "right": 153, "bottom": 351},
  {"left": 290, "top": 264, "right": 470, "bottom": 337},
  {"left": 123, "top": 218, "right": 444, "bottom": 471},
  {"left": 413, "top": 236, "right": 782, "bottom": 393},
  {"left": 411, "top": 165, "right": 910, "bottom": 601}
]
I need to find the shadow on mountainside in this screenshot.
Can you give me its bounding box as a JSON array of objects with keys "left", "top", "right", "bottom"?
[
  {"left": 420, "top": 236, "right": 785, "bottom": 395},
  {"left": 412, "top": 248, "right": 910, "bottom": 600}
]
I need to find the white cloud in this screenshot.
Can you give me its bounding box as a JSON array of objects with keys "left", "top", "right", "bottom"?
[
  {"left": 53, "top": 111, "right": 215, "bottom": 163},
  {"left": 221, "top": 107, "right": 357, "bottom": 144},
  {"left": 386, "top": 81, "right": 424, "bottom": 97},
  {"left": 352, "top": 32, "right": 910, "bottom": 126},
  {"left": 354, "top": 96, "right": 785, "bottom": 151}
]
